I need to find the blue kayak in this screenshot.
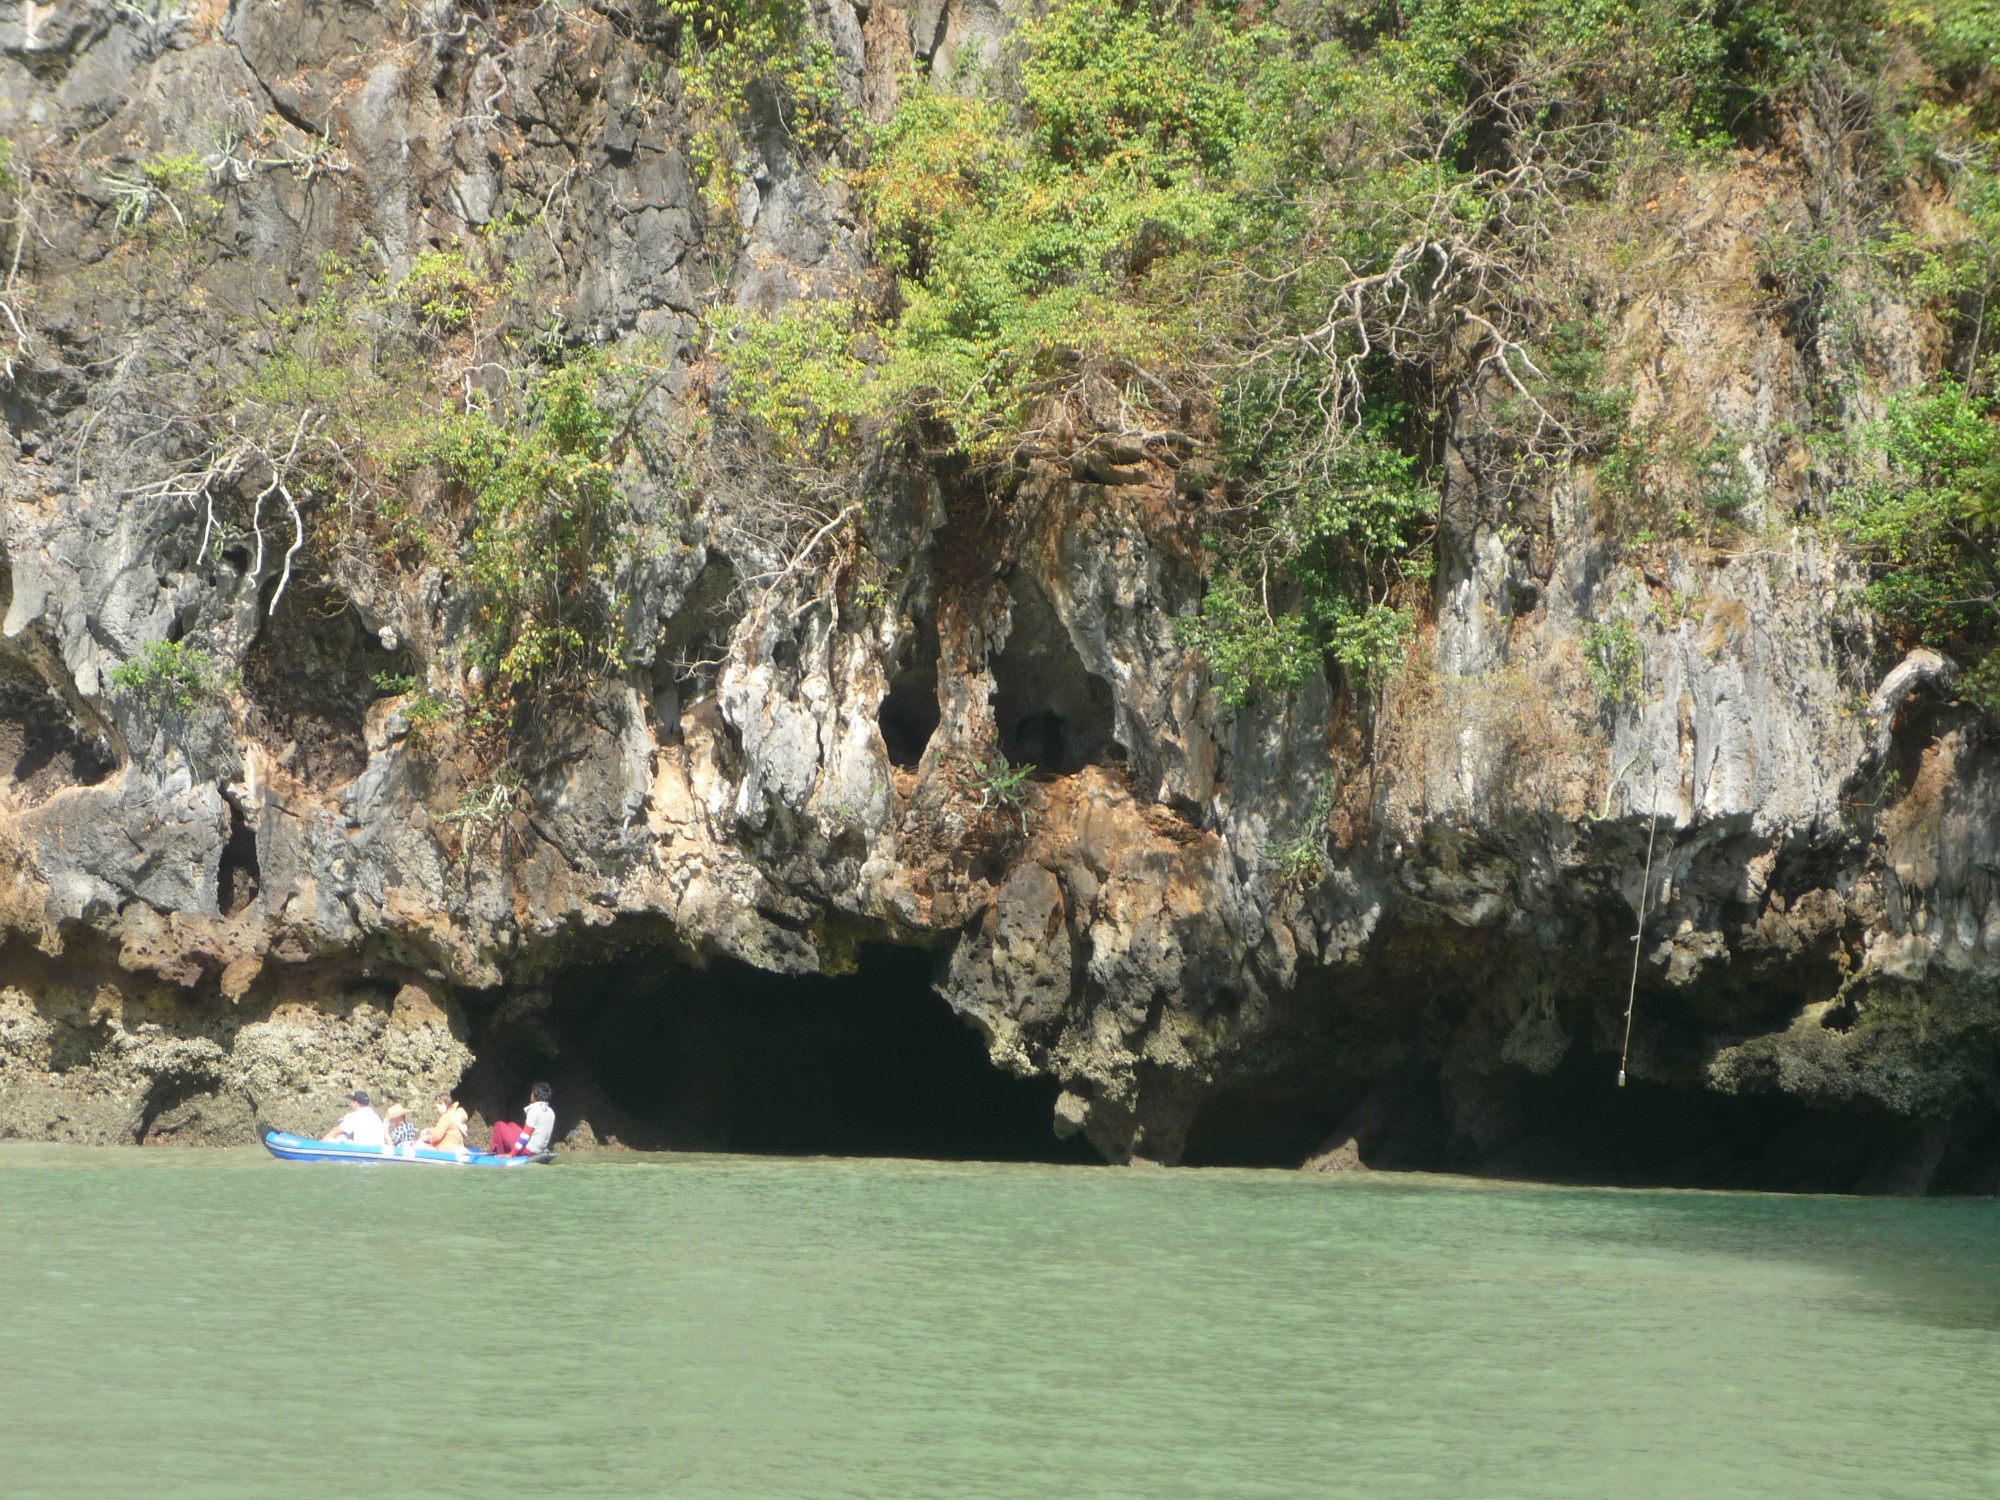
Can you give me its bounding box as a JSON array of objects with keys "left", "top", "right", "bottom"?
[{"left": 261, "top": 1129, "right": 553, "bottom": 1167}]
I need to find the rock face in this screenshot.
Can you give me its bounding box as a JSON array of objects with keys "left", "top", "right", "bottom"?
[{"left": 0, "top": 0, "right": 1995, "bottom": 1189}]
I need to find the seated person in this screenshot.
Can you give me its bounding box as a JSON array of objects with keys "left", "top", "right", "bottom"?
[
  {"left": 489, "top": 1082, "right": 556, "bottom": 1155},
  {"left": 522, "top": 1081, "right": 556, "bottom": 1153},
  {"left": 323, "top": 1090, "right": 387, "bottom": 1146},
  {"left": 420, "top": 1093, "right": 469, "bottom": 1150},
  {"left": 385, "top": 1103, "right": 417, "bottom": 1148}
]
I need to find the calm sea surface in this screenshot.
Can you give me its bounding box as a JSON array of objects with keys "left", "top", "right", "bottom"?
[{"left": 1, "top": 1146, "right": 1997, "bottom": 1498}]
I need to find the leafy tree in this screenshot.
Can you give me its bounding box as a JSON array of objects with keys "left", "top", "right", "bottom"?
[
  {"left": 437, "top": 358, "right": 633, "bottom": 708},
  {"left": 1835, "top": 379, "right": 2000, "bottom": 651}
]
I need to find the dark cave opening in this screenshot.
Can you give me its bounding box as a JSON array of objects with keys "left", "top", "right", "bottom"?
[
  {"left": 645, "top": 557, "right": 738, "bottom": 741},
  {"left": 481, "top": 944, "right": 1099, "bottom": 1163},
  {"left": 876, "top": 612, "right": 941, "bottom": 769},
  {"left": 241, "top": 581, "right": 404, "bottom": 786},
  {"left": 991, "top": 574, "right": 1116, "bottom": 775},
  {"left": 1180, "top": 1051, "right": 1998, "bottom": 1193},
  {"left": 0, "top": 647, "right": 115, "bottom": 804},
  {"left": 216, "top": 795, "right": 260, "bottom": 917}
]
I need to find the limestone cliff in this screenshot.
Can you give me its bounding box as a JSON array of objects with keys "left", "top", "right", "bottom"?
[{"left": 0, "top": 0, "right": 1996, "bottom": 1189}]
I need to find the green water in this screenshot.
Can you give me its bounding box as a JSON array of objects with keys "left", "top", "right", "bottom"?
[{"left": 2, "top": 1149, "right": 1998, "bottom": 1498}]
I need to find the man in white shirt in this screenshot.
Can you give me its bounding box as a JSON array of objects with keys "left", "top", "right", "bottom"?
[
  {"left": 521, "top": 1082, "right": 556, "bottom": 1153},
  {"left": 323, "top": 1089, "right": 388, "bottom": 1146},
  {"left": 491, "top": 1081, "right": 558, "bottom": 1155}
]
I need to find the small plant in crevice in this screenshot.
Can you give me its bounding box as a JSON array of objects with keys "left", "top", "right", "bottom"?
[
  {"left": 403, "top": 692, "right": 450, "bottom": 730},
  {"left": 437, "top": 772, "right": 524, "bottom": 865},
  {"left": 1582, "top": 617, "right": 1644, "bottom": 706},
  {"left": 372, "top": 670, "right": 451, "bottom": 731},
  {"left": 100, "top": 151, "right": 216, "bottom": 238},
  {"left": 957, "top": 751, "right": 1035, "bottom": 831},
  {"left": 398, "top": 249, "right": 483, "bottom": 335},
  {"left": 111, "top": 640, "right": 227, "bottom": 716},
  {"left": 1692, "top": 429, "right": 1754, "bottom": 525},
  {"left": 1262, "top": 782, "right": 1335, "bottom": 891}
]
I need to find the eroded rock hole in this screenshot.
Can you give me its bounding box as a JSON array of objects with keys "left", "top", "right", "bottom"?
[
  {"left": 646, "top": 556, "right": 737, "bottom": 740},
  {"left": 991, "top": 574, "right": 1114, "bottom": 775},
  {"left": 877, "top": 612, "right": 941, "bottom": 769},
  {"left": 0, "top": 645, "right": 116, "bottom": 805},
  {"left": 217, "top": 795, "right": 260, "bottom": 917},
  {"left": 522, "top": 944, "right": 1098, "bottom": 1161},
  {"left": 137, "top": 1069, "right": 240, "bottom": 1145},
  {"left": 241, "top": 582, "right": 403, "bottom": 787}
]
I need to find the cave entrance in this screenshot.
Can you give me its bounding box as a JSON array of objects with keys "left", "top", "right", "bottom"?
[
  {"left": 1178, "top": 1050, "right": 1988, "bottom": 1193},
  {"left": 991, "top": 574, "right": 1115, "bottom": 775},
  {"left": 526, "top": 944, "right": 1098, "bottom": 1163},
  {"left": 877, "top": 611, "right": 941, "bottom": 769}
]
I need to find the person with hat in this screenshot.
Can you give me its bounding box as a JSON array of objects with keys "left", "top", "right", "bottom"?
[
  {"left": 323, "top": 1090, "right": 388, "bottom": 1146},
  {"left": 385, "top": 1103, "right": 418, "bottom": 1149}
]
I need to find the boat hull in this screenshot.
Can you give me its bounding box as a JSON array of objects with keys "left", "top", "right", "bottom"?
[{"left": 261, "top": 1129, "right": 553, "bottom": 1167}]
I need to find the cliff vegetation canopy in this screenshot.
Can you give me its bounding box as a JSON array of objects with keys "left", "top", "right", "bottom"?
[{"left": 704, "top": 0, "right": 2000, "bottom": 710}]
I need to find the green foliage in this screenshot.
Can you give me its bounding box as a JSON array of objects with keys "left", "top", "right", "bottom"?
[
  {"left": 845, "top": 0, "right": 1260, "bottom": 446},
  {"left": 1262, "top": 782, "right": 1335, "bottom": 891},
  {"left": 1537, "top": 319, "right": 1635, "bottom": 437},
  {"left": 661, "top": 0, "right": 844, "bottom": 210},
  {"left": 435, "top": 357, "right": 633, "bottom": 705},
  {"left": 1833, "top": 378, "right": 2000, "bottom": 648},
  {"left": 1904, "top": 0, "right": 2000, "bottom": 79},
  {"left": 696, "top": 0, "right": 2000, "bottom": 713},
  {"left": 1176, "top": 574, "right": 1309, "bottom": 704},
  {"left": 717, "top": 0, "right": 1803, "bottom": 705},
  {"left": 1018, "top": 0, "right": 1249, "bottom": 170},
  {"left": 958, "top": 751, "right": 1035, "bottom": 813},
  {"left": 710, "top": 300, "right": 867, "bottom": 459},
  {"left": 1963, "top": 646, "right": 2000, "bottom": 717},
  {"left": 111, "top": 640, "right": 223, "bottom": 715},
  {"left": 102, "top": 152, "right": 216, "bottom": 237},
  {"left": 1182, "top": 396, "right": 1430, "bottom": 707},
  {"left": 399, "top": 250, "right": 482, "bottom": 332},
  {"left": 1692, "top": 430, "right": 1754, "bottom": 523},
  {"left": 1582, "top": 617, "right": 1644, "bottom": 705},
  {"left": 231, "top": 248, "right": 510, "bottom": 500},
  {"left": 1177, "top": 575, "right": 1322, "bottom": 708}
]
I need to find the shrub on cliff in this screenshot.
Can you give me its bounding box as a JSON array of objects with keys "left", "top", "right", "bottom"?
[
  {"left": 1835, "top": 378, "right": 2000, "bottom": 688},
  {"left": 111, "top": 640, "right": 226, "bottom": 717},
  {"left": 435, "top": 357, "right": 635, "bottom": 713}
]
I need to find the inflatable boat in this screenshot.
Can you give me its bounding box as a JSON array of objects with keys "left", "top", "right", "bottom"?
[{"left": 260, "top": 1127, "right": 554, "bottom": 1167}]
